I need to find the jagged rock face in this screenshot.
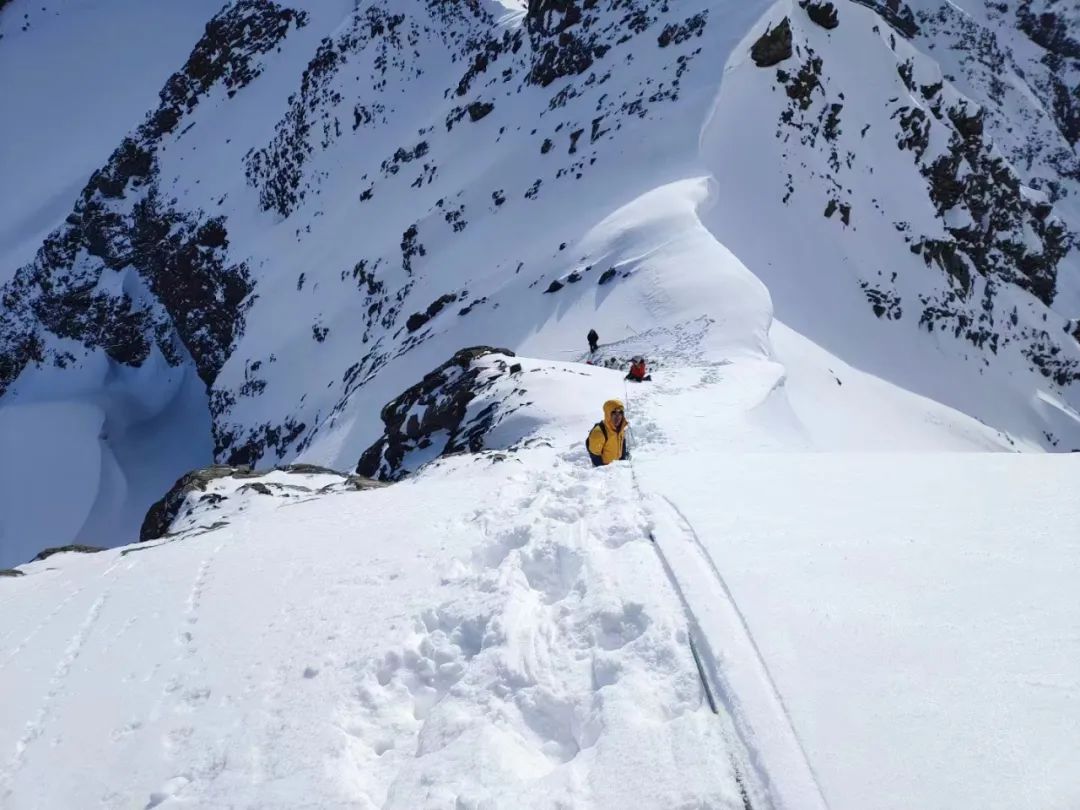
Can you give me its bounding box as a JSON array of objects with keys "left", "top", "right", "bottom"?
[
  {"left": 745, "top": 0, "right": 1080, "bottom": 392},
  {"left": 916, "top": 2, "right": 1079, "bottom": 193},
  {"left": 141, "top": 464, "right": 263, "bottom": 541},
  {"left": 853, "top": 0, "right": 918, "bottom": 37},
  {"left": 2, "top": 0, "right": 1079, "bottom": 516},
  {"left": 751, "top": 18, "right": 793, "bottom": 67},
  {"left": 357, "top": 347, "right": 522, "bottom": 481},
  {"left": 0, "top": 0, "right": 307, "bottom": 396},
  {"left": 140, "top": 462, "right": 383, "bottom": 541},
  {"left": 1015, "top": 0, "right": 1080, "bottom": 149},
  {"left": 801, "top": 1, "right": 840, "bottom": 30}
]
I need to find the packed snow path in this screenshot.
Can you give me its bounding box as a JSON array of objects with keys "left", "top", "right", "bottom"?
[
  {"left": 2, "top": 351, "right": 1079, "bottom": 809},
  {"left": 1, "top": 449, "right": 762, "bottom": 809}
]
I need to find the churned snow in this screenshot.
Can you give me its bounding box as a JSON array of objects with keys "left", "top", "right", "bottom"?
[
  {"left": 2, "top": 352, "right": 1077, "bottom": 808},
  {"left": 1, "top": 0, "right": 1078, "bottom": 807}
]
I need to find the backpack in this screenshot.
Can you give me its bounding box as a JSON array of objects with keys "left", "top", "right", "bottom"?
[{"left": 585, "top": 420, "right": 607, "bottom": 453}]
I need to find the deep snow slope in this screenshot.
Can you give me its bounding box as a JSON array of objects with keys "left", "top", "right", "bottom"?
[
  {"left": 0, "top": 2, "right": 1078, "bottom": 555},
  {"left": 0, "top": 367, "right": 765, "bottom": 810},
  {"left": 1, "top": 353, "right": 1076, "bottom": 810}
]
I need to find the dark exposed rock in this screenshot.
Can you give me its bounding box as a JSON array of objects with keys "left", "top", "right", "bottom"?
[
  {"left": 908, "top": 98, "right": 1068, "bottom": 307},
  {"left": 467, "top": 101, "right": 495, "bottom": 121},
  {"left": 893, "top": 105, "right": 930, "bottom": 159},
  {"left": 245, "top": 6, "right": 406, "bottom": 216},
  {"left": 801, "top": 1, "right": 839, "bottom": 30},
  {"left": 0, "top": 569, "right": 24, "bottom": 578},
  {"left": 850, "top": 0, "right": 918, "bottom": 38},
  {"left": 406, "top": 293, "right": 459, "bottom": 333},
  {"left": 751, "top": 18, "right": 792, "bottom": 68},
  {"left": 778, "top": 55, "right": 824, "bottom": 110},
  {"left": 1016, "top": 3, "right": 1080, "bottom": 60},
  {"left": 598, "top": 268, "right": 617, "bottom": 285},
  {"left": 32, "top": 545, "right": 105, "bottom": 563},
  {"left": 0, "top": 0, "right": 302, "bottom": 397},
  {"left": 238, "top": 482, "right": 274, "bottom": 496},
  {"left": 544, "top": 279, "right": 565, "bottom": 293},
  {"left": 913, "top": 239, "right": 972, "bottom": 297},
  {"left": 141, "top": 465, "right": 262, "bottom": 541},
  {"left": 860, "top": 282, "right": 902, "bottom": 319},
  {"left": 140, "top": 462, "right": 382, "bottom": 540},
  {"left": 525, "top": 0, "right": 661, "bottom": 88},
  {"left": 657, "top": 13, "right": 708, "bottom": 48},
  {"left": 337, "top": 476, "right": 386, "bottom": 492},
  {"left": 1014, "top": 2, "right": 1080, "bottom": 146},
  {"left": 526, "top": 0, "right": 581, "bottom": 35},
  {"left": 278, "top": 463, "right": 342, "bottom": 476},
  {"left": 216, "top": 417, "right": 308, "bottom": 468},
  {"left": 151, "top": 1, "right": 307, "bottom": 139},
  {"left": 357, "top": 346, "right": 518, "bottom": 480},
  {"left": 526, "top": 4, "right": 596, "bottom": 87}
]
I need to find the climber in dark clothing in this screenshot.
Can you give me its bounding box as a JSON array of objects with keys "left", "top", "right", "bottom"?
[{"left": 587, "top": 328, "right": 599, "bottom": 354}]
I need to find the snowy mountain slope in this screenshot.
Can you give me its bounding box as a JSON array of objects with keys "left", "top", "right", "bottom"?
[
  {"left": 0, "top": 0, "right": 227, "bottom": 277},
  {"left": 0, "top": 371, "right": 768, "bottom": 810},
  {"left": 0, "top": 2, "right": 1077, "bottom": 572},
  {"left": 705, "top": 0, "right": 1080, "bottom": 448},
  {"left": 2, "top": 2, "right": 1079, "bottom": 806},
  {"left": 1, "top": 356, "right": 1076, "bottom": 809}
]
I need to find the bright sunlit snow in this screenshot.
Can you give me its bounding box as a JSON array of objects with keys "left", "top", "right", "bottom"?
[{"left": 1, "top": 0, "right": 1078, "bottom": 807}]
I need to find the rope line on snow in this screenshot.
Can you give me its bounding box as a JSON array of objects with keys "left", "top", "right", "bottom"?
[
  {"left": 688, "top": 630, "right": 719, "bottom": 715},
  {"left": 619, "top": 375, "right": 761, "bottom": 810},
  {"left": 616, "top": 366, "right": 831, "bottom": 810}
]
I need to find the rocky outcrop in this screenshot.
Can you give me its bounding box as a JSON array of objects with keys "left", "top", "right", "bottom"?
[
  {"left": 895, "top": 93, "right": 1072, "bottom": 309},
  {"left": 524, "top": 0, "right": 681, "bottom": 88},
  {"left": 141, "top": 462, "right": 384, "bottom": 541},
  {"left": 357, "top": 346, "right": 521, "bottom": 481},
  {"left": 141, "top": 465, "right": 263, "bottom": 541},
  {"left": 32, "top": 545, "right": 105, "bottom": 562},
  {"left": 851, "top": 0, "right": 917, "bottom": 38},
  {"left": 1015, "top": 1, "right": 1080, "bottom": 147},
  {"left": 0, "top": 0, "right": 306, "bottom": 396},
  {"left": 525, "top": 0, "right": 595, "bottom": 87},
  {"left": 751, "top": 19, "right": 792, "bottom": 68},
  {"left": 801, "top": 1, "right": 839, "bottom": 30}
]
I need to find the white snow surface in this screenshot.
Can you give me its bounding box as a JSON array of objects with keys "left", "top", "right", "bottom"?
[
  {"left": 2, "top": 0, "right": 1079, "bottom": 564},
  {"left": 1, "top": 355, "right": 1077, "bottom": 809},
  {"left": 1, "top": 1, "right": 1079, "bottom": 806}
]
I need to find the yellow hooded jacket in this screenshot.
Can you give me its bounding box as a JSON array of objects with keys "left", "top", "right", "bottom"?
[{"left": 587, "top": 399, "right": 628, "bottom": 465}]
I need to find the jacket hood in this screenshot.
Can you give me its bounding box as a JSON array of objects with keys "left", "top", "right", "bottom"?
[{"left": 603, "top": 399, "right": 626, "bottom": 431}]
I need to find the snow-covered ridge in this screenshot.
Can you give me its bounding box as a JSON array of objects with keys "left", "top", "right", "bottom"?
[
  {"left": 1, "top": 0, "right": 1078, "bottom": 559},
  {"left": 1, "top": 356, "right": 1076, "bottom": 808}
]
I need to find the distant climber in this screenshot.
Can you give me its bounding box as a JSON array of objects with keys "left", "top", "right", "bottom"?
[
  {"left": 587, "top": 328, "right": 599, "bottom": 354},
  {"left": 625, "top": 356, "right": 651, "bottom": 382},
  {"left": 586, "top": 399, "right": 629, "bottom": 466}
]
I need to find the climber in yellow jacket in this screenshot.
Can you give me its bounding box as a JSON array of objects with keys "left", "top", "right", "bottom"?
[{"left": 586, "top": 399, "right": 630, "bottom": 466}]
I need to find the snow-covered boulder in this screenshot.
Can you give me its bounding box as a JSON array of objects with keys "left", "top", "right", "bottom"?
[{"left": 140, "top": 463, "right": 383, "bottom": 541}]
